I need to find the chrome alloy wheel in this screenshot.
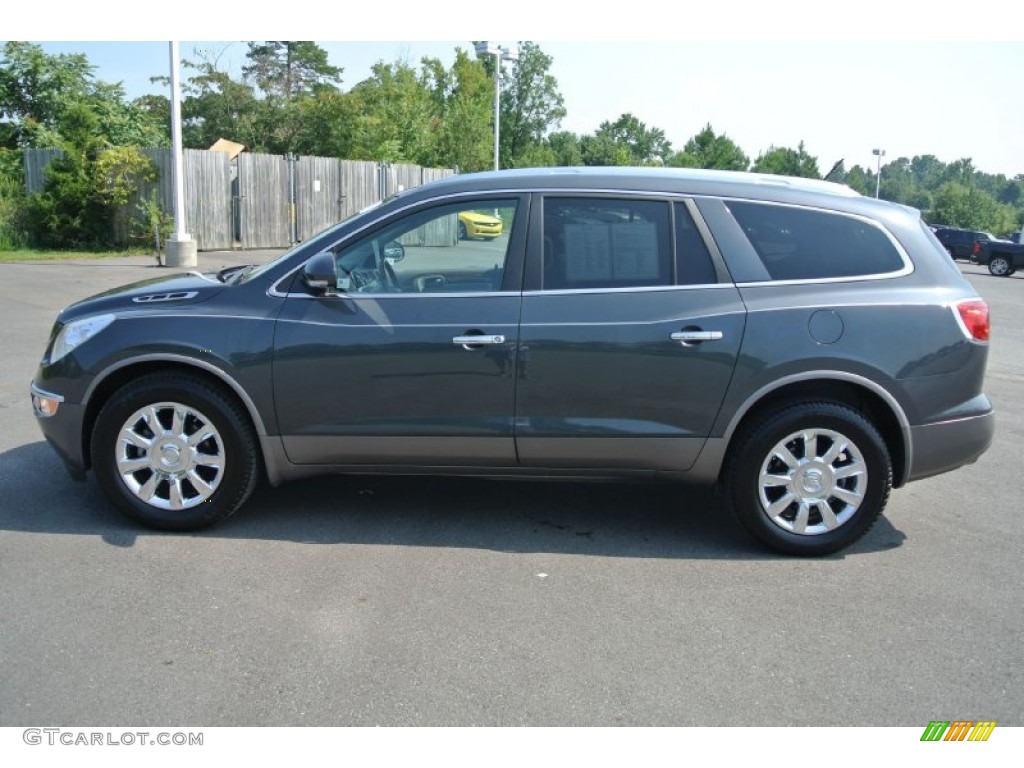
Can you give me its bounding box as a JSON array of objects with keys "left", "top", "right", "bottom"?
[
  {"left": 757, "top": 428, "right": 867, "bottom": 536},
  {"left": 115, "top": 402, "right": 225, "bottom": 510}
]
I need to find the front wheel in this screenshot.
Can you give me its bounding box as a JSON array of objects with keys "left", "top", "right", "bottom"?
[
  {"left": 988, "top": 256, "right": 1012, "bottom": 277},
  {"left": 91, "top": 373, "right": 260, "bottom": 531},
  {"left": 725, "top": 402, "right": 892, "bottom": 556}
]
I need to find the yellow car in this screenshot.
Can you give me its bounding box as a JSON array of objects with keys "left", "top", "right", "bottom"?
[{"left": 458, "top": 210, "right": 503, "bottom": 240}]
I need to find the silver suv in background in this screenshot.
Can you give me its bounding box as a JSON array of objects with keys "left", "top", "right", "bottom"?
[{"left": 31, "top": 168, "right": 994, "bottom": 555}]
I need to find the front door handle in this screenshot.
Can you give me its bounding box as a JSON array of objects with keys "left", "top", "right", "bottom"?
[
  {"left": 671, "top": 330, "right": 724, "bottom": 346},
  {"left": 453, "top": 334, "right": 506, "bottom": 350}
]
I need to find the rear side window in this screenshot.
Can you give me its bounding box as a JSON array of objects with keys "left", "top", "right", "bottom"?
[
  {"left": 543, "top": 198, "right": 672, "bottom": 289},
  {"left": 726, "top": 201, "right": 905, "bottom": 280}
]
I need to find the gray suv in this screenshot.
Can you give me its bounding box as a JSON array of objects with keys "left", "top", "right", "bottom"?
[{"left": 30, "top": 168, "right": 994, "bottom": 555}]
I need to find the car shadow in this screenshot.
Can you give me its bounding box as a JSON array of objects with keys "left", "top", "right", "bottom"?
[{"left": 0, "top": 441, "right": 907, "bottom": 559}]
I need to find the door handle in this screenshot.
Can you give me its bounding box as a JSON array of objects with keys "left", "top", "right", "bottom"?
[
  {"left": 671, "top": 330, "right": 723, "bottom": 346},
  {"left": 453, "top": 334, "right": 506, "bottom": 350}
]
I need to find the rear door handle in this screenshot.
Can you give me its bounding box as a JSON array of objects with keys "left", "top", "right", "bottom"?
[
  {"left": 453, "top": 334, "right": 506, "bottom": 350},
  {"left": 671, "top": 330, "right": 723, "bottom": 345}
]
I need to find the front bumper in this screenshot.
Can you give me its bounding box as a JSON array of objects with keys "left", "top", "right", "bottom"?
[
  {"left": 906, "top": 406, "right": 995, "bottom": 483},
  {"left": 31, "top": 381, "right": 87, "bottom": 481}
]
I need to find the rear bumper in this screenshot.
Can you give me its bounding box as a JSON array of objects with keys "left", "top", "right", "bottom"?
[{"left": 906, "top": 407, "right": 994, "bottom": 483}]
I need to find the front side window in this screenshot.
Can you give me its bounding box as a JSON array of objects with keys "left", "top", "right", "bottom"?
[
  {"left": 543, "top": 198, "right": 672, "bottom": 290},
  {"left": 726, "top": 201, "right": 905, "bottom": 280},
  {"left": 331, "top": 199, "right": 518, "bottom": 294}
]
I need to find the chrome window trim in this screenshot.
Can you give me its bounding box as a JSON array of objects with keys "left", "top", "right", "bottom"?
[
  {"left": 268, "top": 186, "right": 912, "bottom": 297},
  {"left": 523, "top": 283, "right": 733, "bottom": 297},
  {"left": 720, "top": 197, "right": 914, "bottom": 284}
]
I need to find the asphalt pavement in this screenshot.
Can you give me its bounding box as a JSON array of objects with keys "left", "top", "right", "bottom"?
[{"left": 0, "top": 253, "right": 1021, "bottom": 726}]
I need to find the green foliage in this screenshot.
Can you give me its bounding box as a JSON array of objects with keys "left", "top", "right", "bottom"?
[
  {"left": 243, "top": 42, "right": 342, "bottom": 101},
  {"left": 132, "top": 190, "right": 173, "bottom": 249},
  {"left": 668, "top": 124, "right": 748, "bottom": 171},
  {"left": 928, "top": 181, "right": 1019, "bottom": 233},
  {"left": 426, "top": 49, "right": 494, "bottom": 172},
  {"left": 497, "top": 42, "right": 566, "bottom": 168},
  {"left": 0, "top": 148, "right": 29, "bottom": 248},
  {"left": 0, "top": 42, "right": 168, "bottom": 150},
  {"left": 541, "top": 131, "right": 582, "bottom": 166},
  {"left": 27, "top": 145, "right": 157, "bottom": 249},
  {"left": 93, "top": 146, "right": 157, "bottom": 207},
  {"left": 349, "top": 60, "right": 438, "bottom": 164},
  {"left": 752, "top": 141, "right": 820, "bottom": 178},
  {"left": 179, "top": 58, "right": 262, "bottom": 150},
  {"left": 582, "top": 113, "right": 672, "bottom": 166}
]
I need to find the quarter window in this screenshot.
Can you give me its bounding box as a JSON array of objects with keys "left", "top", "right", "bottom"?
[
  {"left": 726, "top": 201, "right": 905, "bottom": 280},
  {"left": 543, "top": 198, "right": 672, "bottom": 290}
]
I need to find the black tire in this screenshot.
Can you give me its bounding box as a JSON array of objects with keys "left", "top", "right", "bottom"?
[
  {"left": 458, "top": 221, "right": 468, "bottom": 240},
  {"left": 725, "top": 401, "right": 891, "bottom": 556},
  {"left": 988, "top": 255, "right": 1012, "bottom": 277},
  {"left": 91, "top": 373, "right": 260, "bottom": 531}
]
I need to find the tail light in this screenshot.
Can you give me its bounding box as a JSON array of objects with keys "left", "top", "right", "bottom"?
[{"left": 956, "top": 299, "right": 990, "bottom": 341}]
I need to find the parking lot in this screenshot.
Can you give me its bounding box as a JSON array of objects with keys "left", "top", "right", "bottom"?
[{"left": 0, "top": 254, "right": 1021, "bottom": 726}]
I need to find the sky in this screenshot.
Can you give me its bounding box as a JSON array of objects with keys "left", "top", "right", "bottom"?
[{"left": 6, "top": 2, "right": 1024, "bottom": 178}]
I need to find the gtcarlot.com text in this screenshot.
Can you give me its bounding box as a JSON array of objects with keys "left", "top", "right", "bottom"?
[{"left": 23, "top": 729, "right": 203, "bottom": 746}]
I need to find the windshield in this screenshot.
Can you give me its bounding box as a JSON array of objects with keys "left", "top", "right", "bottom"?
[{"left": 237, "top": 200, "right": 385, "bottom": 284}]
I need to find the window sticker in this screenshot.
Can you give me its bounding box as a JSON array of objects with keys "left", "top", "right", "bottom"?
[
  {"left": 564, "top": 223, "right": 613, "bottom": 281},
  {"left": 610, "top": 222, "right": 659, "bottom": 279}
]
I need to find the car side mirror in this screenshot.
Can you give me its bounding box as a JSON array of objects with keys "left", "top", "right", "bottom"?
[
  {"left": 302, "top": 251, "right": 339, "bottom": 295},
  {"left": 383, "top": 240, "right": 405, "bottom": 264}
]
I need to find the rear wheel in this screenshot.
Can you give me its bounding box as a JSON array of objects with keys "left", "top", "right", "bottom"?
[
  {"left": 91, "top": 373, "right": 259, "bottom": 531},
  {"left": 988, "top": 255, "right": 1012, "bottom": 277},
  {"left": 725, "top": 402, "right": 891, "bottom": 556}
]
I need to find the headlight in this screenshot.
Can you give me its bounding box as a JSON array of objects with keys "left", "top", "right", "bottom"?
[{"left": 50, "top": 314, "right": 116, "bottom": 363}]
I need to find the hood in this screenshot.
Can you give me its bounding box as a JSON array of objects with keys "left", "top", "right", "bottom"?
[{"left": 58, "top": 271, "right": 227, "bottom": 323}]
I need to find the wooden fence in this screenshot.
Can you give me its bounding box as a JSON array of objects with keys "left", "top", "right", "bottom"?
[{"left": 23, "top": 148, "right": 454, "bottom": 251}]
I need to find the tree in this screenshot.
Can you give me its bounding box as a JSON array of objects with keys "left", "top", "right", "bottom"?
[
  {"left": 582, "top": 113, "right": 672, "bottom": 166},
  {"left": 242, "top": 42, "right": 342, "bottom": 101},
  {"left": 668, "top": 124, "right": 748, "bottom": 171},
  {"left": 844, "top": 164, "right": 873, "bottom": 196},
  {"left": 349, "top": 60, "right": 438, "bottom": 164},
  {"left": 752, "top": 141, "right": 819, "bottom": 178},
  {"left": 0, "top": 42, "right": 167, "bottom": 150},
  {"left": 0, "top": 42, "right": 92, "bottom": 147},
  {"left": 929, "top": 181, "right": 1017, "bottom": 233},
  {"left": 545, "top": 131, "right": 584, "bottom": 166},
  {"left": 177, "top": 58, "right": 261, "bottom": 150},
  {"left": 425, "top": 49, "right": 493, "bottom": 172},
  {"left": 287, "top": 91, "right": 362, "bottom": 159},
  {"left": 493, "top": 42, "right": 566, "bottom": 168}
]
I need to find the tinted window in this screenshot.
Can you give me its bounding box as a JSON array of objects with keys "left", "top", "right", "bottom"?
[
  {"left": 543, "top": 198, "right": 671, "bottom": 289},
  {"left": 674, "top": 203, "right": 717, "bottom": 285},
  {"left": 726, "top": 201, "right": 904, "bottom": 280}
]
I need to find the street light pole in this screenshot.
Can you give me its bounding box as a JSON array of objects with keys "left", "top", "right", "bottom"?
[
  {"left": 476, "top": 42, "right": 519, "bottom": 171},
  {"left": 165, "top": 41, "right": 197, "bottom": 268},
  {"left": 873, "top": 148, "right": 886, "bottom": 199},
  {"left": 492, "top": 49, "right": 500, "bottom": 172}
]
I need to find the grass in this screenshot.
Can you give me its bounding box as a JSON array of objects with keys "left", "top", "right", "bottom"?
[{"left": 0, "top": 248, "right": 153, "bottom": 263}]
